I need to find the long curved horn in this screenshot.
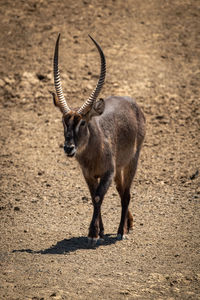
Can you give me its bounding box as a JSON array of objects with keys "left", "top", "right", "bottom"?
[
  {"left": 77, "top": 35, "right": 106, "bottom": 115},
  {"left": 53, "top": 34, "right": 70, "bottom": 114}
]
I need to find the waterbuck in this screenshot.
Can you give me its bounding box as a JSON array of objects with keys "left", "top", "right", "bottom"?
[{"left": 51, "top": 34, "right": 146, "bottom": 244}]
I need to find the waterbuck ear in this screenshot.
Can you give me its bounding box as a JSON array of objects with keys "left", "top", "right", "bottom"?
[
  {"left": 93, "top": 98, "right": 105, "bottom": 115},
  {"left": 83, "top": 98, "right": 105, "bottom": 121},
  {"left": 49, "top": 91, "right": 59, "bottom": 107}
]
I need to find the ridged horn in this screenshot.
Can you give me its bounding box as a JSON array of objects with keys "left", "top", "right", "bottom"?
[
  {"left": 53, "top": 34, "right": 70, "bottom": 114},
  {"left": 77, "top": 35, "right": 106, "bottom": 115}
]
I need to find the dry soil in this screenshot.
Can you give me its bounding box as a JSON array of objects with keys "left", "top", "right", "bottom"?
[{"left": 0, "top": 0, "right": 200, "bottom": 299}]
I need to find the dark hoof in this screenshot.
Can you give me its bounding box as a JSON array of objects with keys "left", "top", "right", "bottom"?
[
  {"left": 117, "top": 234, "right": 129, "bottom": 240},
  {"left": 87, "top": 237, "right": 104, "bottom": 247}
]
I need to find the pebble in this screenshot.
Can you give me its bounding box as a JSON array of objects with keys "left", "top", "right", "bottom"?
[
  {"left": 4, "top": 76, "right": 15, "bottom": 85},
  {"left": 0, "top": 79, "right": 5, "bottom": 87},
  {"left": 82, "top": 196, "right": 89, "bottom": 202},
  {"left": 14, "top": 206, "right": 20, "bottom": 211},
  {"left": 86, "top": 83, "right": 93, "bottom": 90},
  {"left": 22, "top": 72, "right": 39, "bottom": 85}
]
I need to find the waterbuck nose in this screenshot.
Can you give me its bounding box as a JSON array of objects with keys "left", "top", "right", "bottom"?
[{"left": 64, "top": 144, "right": 75, "bottom": 155}]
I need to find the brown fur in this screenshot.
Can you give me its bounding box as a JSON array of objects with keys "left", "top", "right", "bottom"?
[{"left": 55, "top": 95, "right": 146, "bottom": 241}]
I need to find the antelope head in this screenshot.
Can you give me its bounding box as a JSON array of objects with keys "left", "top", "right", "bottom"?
[{"left": 51, "top": 34, "right": 106, "bottom": 157}]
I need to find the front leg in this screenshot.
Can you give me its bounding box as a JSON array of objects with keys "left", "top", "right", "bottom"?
[{"left": 85, "top": 170, "right": 114, "bottom": 243}]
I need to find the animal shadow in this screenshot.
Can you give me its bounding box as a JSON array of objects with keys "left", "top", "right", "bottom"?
[{"left": 12, "top": 234, "right": 118, "bottom": 255}]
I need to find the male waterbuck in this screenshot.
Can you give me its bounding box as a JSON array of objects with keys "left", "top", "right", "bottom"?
[{"left": 51, "top": 34, "right": 146, "bottom": 244}]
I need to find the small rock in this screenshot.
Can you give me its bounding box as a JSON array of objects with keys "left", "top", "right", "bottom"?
[
  {"left": 4, "top": 85, "right": 13, "bottom": 93},
  {"left": 4, "top": 76, "right": 15, "bottom": 85},
  {"left": 22, "top": 72, "right": 39, "bottom": 85},
  {"left": 35, "top": 91, "right": 43, "bottom": 98},
  {"left": 36, "top": 74, "right": 46, "bottom": 81},
  {"left": 155, "top": 115, "right": 164, "bottom": 120},
  {"left": 190, "top": 170, "right": 198, "bottom": 180},
  {"left": 14, "top": 206, "right": 20, "bottom": 211},
  {"left": 47, "top": 73, "right": 53, "bottom": 80},
  {"left": 86, "top": 83, "right": 93, "bottom": 90},
  {"left": 82, "top": 196, "right": 89, "bottom": 202},
  {"left": 0, "top": 79, "right": 5, "bottom": 87}
]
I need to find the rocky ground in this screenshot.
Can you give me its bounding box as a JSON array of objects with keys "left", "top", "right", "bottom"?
[{"left": 0, "top": 0, "right": 199, "bottom": 299}]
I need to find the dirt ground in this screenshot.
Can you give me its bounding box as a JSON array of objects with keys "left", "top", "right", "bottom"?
[{"left": 0, "top": 0, "right": 200, "bottom": 299}]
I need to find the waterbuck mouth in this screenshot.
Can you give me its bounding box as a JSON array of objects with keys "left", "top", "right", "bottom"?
[
  {"left": 64, "top": 143, "right": 76, "bottom": 157},
  {"left": 67, "top": 152, "right": 76, "bottom": 158},
  {"left": 65, "top": 147, "right": 76, "bottom": 157}
]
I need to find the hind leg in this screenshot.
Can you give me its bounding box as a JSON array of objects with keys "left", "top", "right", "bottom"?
[
  {"left": 115, "top": 170, "right": 132, "bottom": 237},
  {"left": 115, "top": 150, "right": 140, "bottom": 239},
  {"left": 127, "top": 210, "right": 134, "bottom": 232},
  {"left": 115, "top": 171, "right": 133, "bottom": 232}
]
